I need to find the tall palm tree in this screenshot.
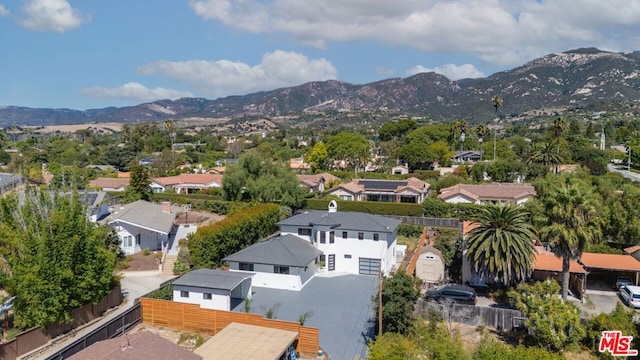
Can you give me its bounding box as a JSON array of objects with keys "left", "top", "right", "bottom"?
[
  {"left": 164, "top": 119, "right": 176, "bottom": 169},
  {"left": 526, "top": 142, "right": 562, "bottom": 173},
  {"left": 474, "top": 124, "right": 490, "bottom": 143},
  {"left": 466, "top": 206, "right": 537, "bottom": 286},
  {"left": 449, "top": 120, "right": 468, "bottom": 148},
  {"left": 491, "top": 95, "right": 503, "bottom": 114},
  {"left": 539, "top": 183, "right": 600, "bottom": 300}
]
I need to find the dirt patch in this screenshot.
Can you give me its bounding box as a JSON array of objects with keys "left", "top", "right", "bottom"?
[
  {"left": 175, "top": 210, "right": 225, "bottom": 226},
  {"left": 123, "top": 251, "right": 162, "bottom": 271}
]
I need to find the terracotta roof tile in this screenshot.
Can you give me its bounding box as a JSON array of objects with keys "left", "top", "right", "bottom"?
[
  {"left": 580, "top": 253, "right": 640, "bottom": 271},
  {"left": 438, "top": 183, "right": 536, "bottom": 201},
  {"left": 88, "top": 177, "right": 130, "bottom": 190},
  {"left": 625, "top": 246, "right": 640, "bottom": 254},
  {"left": 534, "top": 253, "right": 586, "bottom": 273},
  {"left": 153, "top": 174, "right": 223, "bottom": 186}
]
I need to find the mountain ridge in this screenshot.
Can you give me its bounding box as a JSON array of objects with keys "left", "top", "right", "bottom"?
[{"left": 2, "top": 48, "right": 640, "bottom": 126}]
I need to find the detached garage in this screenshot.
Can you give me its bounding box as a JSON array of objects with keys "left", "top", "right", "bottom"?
[
  {"left": 580, "top": 253, "right": 640, "bottom": 290},
  {"left": 359, "top": 258, "right": 381, "bottom": 275}
]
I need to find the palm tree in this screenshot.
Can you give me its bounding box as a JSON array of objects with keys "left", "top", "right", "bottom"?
[
  {"left": 465, "top": 206, "right": 537, "bottom": 286},
  {"left": 491, "top": 95, "right": 503, "bottom": 114},
  {"left": 551, "top": 117, "right": 569, "bottom": 139},
  {"left": 449, "top": 120, "right": 468, "bottom": 148},
  {"left": 474, "top": 124, "right": 490, "bottom": 143},
  {"left": 539, "top": 183, "right": 600, "bottom": 300},
  {"left": 526, "top": 142, "right": 562, "bottom": 173},
  {"left": 164, "top": 119, "right": 176, "bottom": 168}
]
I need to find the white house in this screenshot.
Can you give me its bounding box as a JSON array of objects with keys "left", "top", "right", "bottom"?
[
  {"left": 150, "top": 174, "right": 223, "bottom": 194},
  {"left": 438, "top": 183, "right": 536, "bottom": 206},
  {"left": 108, "top": 200, "right": 178, "bottom": 255},
  {"left": 223, "top": 234, "right": 322, "bottom": 291},
  {"left": 276, "top": 201, "right": 401, "bottom": 276},
  {"left": 172, "top": 269, "right": 253, "bottom": 311},
  {"left": 327, "top": 178, "right": 429, "bottom": 203}
]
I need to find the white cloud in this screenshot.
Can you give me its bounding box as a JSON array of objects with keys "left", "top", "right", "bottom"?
[
  {"left": 189, "top": 0, "right": 640, "bottom": 66},
  {"left": 137, "top": 50, "right": 338, "bottom": 98},
  {"left": 407, "top": 63, "right": 485, "bottom": 80},
  {"left": 0, "top": 4, "right": 9, "bottom": 16},
  {"left": 21, "top": 0, "right": 87, "bottom": 32},
  {"left": 80, "top": 83, "right": 193, "bottom": 103}
]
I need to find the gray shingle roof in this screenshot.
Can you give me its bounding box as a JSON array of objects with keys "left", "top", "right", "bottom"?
[
  {"left": 223, "top": 234, "right": 322, "bottom": 267},
  {"left": 276, "top": 211, "right": 401, "bottom": 233},
  {"left": 108, "top": 200, "right": 177, "bottom": 234},
  {"left": 172, "top": 269, "right": 253, "bottom": 291}
]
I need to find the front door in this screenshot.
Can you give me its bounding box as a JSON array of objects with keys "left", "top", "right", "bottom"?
[{"left": 328, "top": 254, "right": 335, "bottom": 271}]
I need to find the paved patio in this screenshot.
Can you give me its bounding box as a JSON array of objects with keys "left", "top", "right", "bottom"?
[{"left": 232, "top": 274, "right": 378, "bottom": 360}]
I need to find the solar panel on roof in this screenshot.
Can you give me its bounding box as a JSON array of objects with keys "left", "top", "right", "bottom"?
[{"left": 359, "top": 180, "right": 407, "bottom": 190}]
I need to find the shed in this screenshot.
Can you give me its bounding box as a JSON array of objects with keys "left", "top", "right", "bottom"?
[
  {"left": 415, "top": 245, "right": 445, "bottom": 284},
  {"left": 194, "top": 323, "right": 298, "bottom": 360},
  {"left": 172, "top": 269, "right": 253, "bottom": 311}
]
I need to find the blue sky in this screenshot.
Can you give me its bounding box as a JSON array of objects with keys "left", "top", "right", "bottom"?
[{"left": 1, "top": 0, "right": 639, "bottom": 110}]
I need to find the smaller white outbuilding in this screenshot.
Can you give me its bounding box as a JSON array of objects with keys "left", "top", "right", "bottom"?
[{"left": 172, "top": 269, "right": 253, "bottom": 311}]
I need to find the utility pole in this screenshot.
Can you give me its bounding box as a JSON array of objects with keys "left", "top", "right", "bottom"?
[
  {"left": 493, "top": 129, "right": 497, "bottom": 160},
  {"left": 378, "top": 266, "right": 383, "bottom": 336},
  {"left": 629, "top": 145, "right": 632, "bottom": 171}
]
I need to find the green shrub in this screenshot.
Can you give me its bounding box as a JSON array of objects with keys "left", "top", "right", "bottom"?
[
  {"left": 188, "top": 203, "right": 281, "bottom": 268},
  {"left": 173, "top": 261, "right": 190, "bottom": 276},
  {"left": 583, "top": 302, "right": 637, "bottom": 358},
  {"left": 473, "top": 337, "right": 564, "bottom": 360},
  {"left": 142, "top": 248, "right": 150, "bottom": 256},
  {"left": 146, "top": 283, "right": 173, "bottom": 300},
  {"left": 397, "top": 224, "right": 423, "bottom": 237}
]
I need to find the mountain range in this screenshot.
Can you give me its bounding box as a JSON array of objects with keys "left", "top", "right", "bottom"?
[{"left": 1, "top": 48, "right": 639, "bottom": 127}]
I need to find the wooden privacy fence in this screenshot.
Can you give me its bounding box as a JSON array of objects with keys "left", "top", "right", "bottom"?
[
  {"left": 415, "top": 299, "right": 526, "bottom": 331},
  {"left": 0, "top": 286, "right": 122, "bottom": 360},
  {"left": 139, "top": 298, "right": 320, "bottom": 356}
]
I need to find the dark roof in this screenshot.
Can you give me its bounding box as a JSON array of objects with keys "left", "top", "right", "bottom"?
[
  {"left": 277, "top": 211, "right": 401, "bottom": 233},
  {"left": 358, "top": 179, "right": 407, "bottom": 190},
  {"left": 223, "top": 234, "right": 322, "bottom": 267},
  {"left": 68, "top": 330, "right": 202, "bottom": 360},
  {"left": 172, "top": 269, "right": 253, "bottom": 291}
]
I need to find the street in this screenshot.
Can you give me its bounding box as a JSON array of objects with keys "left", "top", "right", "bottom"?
[{"left": 608, "top": 164, "right": 640, "bottom": 182}]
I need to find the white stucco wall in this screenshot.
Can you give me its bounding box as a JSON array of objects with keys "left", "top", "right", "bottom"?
[
  {"left": 415, "top": 251, "right": 445, "bottom": 283},
  {"left": 326, "top": 188, "right": 357, "bottom": 200},
  {"left": 230, "top": 270, "right": 302, "bottom": 290},
  {"left": 112, "top": 222, "right": 170, "bottom": 255},
  {"left": 442, "top": 195, "right": 475, "bottom": 204},
  {"left": 280, "top": 225, "right": 396, "bottom": 275},
  {"left": 172, "top": 286, "right": 230, "bottom": 311}
]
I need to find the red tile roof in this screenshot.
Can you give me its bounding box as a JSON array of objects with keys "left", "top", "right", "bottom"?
[
  {"left": 625, "top": 246, "right": 640, "bottom": 254},
  {"left": 153, "top": 174, "right": 223, "bottom": 186},
  {"left": 88, "top": 177, "right": 130, "bottom": 190},
  {"left": 534, "top": 253, "right": 587, "bottom": 274},
  {"left": 580, "top": 253, "right": 640, "bottom": 271},
  {"left": 438, "top": 183, "right": 536, "bottom": 202}
]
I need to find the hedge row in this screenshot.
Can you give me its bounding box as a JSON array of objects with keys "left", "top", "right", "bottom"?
[
  {"left": 423, "top": 197, "right": 484, "bottom": 221},
  {"left": 305, "top": 199, "right": 424, "bottom": 216},
  {"left": 187, "top": 203, "right": 281, "bottom": 268}
]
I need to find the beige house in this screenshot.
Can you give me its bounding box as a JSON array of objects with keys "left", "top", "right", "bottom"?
[
  {"left": 327, "top": 177, "right": 429, "bottom": 203},
  {"left": 296, "top": 172, "right": 340, "bottom": 192},
  {"left": 415, "top": 245, "right": 445, "bottom": 285},
  {"left": 438, "top": 183, "right": 536, "bottom": 206},
  {"left": 391, "top": 164, "right": 409, "bottom": 175},
  {"left": 150, "top": 174, "right": 223, "bottom": 194},
  {"left": 88, "top": 177, "right": 130, "bottom": 192}
]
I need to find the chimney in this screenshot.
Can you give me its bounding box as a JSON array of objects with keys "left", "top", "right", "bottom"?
[
  {"left": 328, "top": 200, "right": 337, "bottom": 213},
  {"left": 161, "top": 201, "right": 171, "bottom": 213}
]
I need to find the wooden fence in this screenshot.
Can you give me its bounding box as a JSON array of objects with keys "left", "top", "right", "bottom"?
[
  {"left": 139, "top": 298, "right": 320, "bottom": 356},
  {"left": 0, "top": 286, "right": 122, "bottom": 360},
  {"left": 415, "top": 299, "right": 526, "bottom": 331}
]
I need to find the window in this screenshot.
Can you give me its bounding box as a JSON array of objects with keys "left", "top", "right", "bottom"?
[
  {"left": 344, "top": 254, "right": 352, "bottom": 259},
  {"left": 320, "top": 232, "right": 326, "bottom": 244},
  {"left": 342, "top": 231, "right": 347, "bottom": 239},
  {"left": 373, "top": 233, "right": 379, "bottom": 241},
  {"left": 136, "top": 234, "right": 141, "bottom": 246},
  {"left": 124, "top": 235, "right": 133, "bottom": 247},
  {"left": 329, "top": 231, "right": 335, "bottom": 244},
  {"left": 239, "top": 263, "right": 254, "bottom": 271},
  {"left": 339, "top": 195, "right": 352, "bottom": 201},
  {"left": 298, "top": 228, "right": 311, "bottom": 236},
  {"left": 358, "top": 232, "right": 364, "bottom": 240},
  {"left": 203, "top": 293, "right": 212, "bottom": 300},
  {"left": 274, "top": 266, "right": 290, "bottom": 274},
  {"left": 180, "top": 291, "right": 189, "bottom": 298}
]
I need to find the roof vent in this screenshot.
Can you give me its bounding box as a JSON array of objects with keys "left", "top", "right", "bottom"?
[{"left": 328, "top": 200, "right": 337, "bottom": 213}]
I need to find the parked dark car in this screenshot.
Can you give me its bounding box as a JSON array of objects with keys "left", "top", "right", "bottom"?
[
  {"left": 615, "top": 276, "right": 633, "bottom": 289},
  {"left": 425, "top": 284, "right": 477, "bottom": 305}
]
